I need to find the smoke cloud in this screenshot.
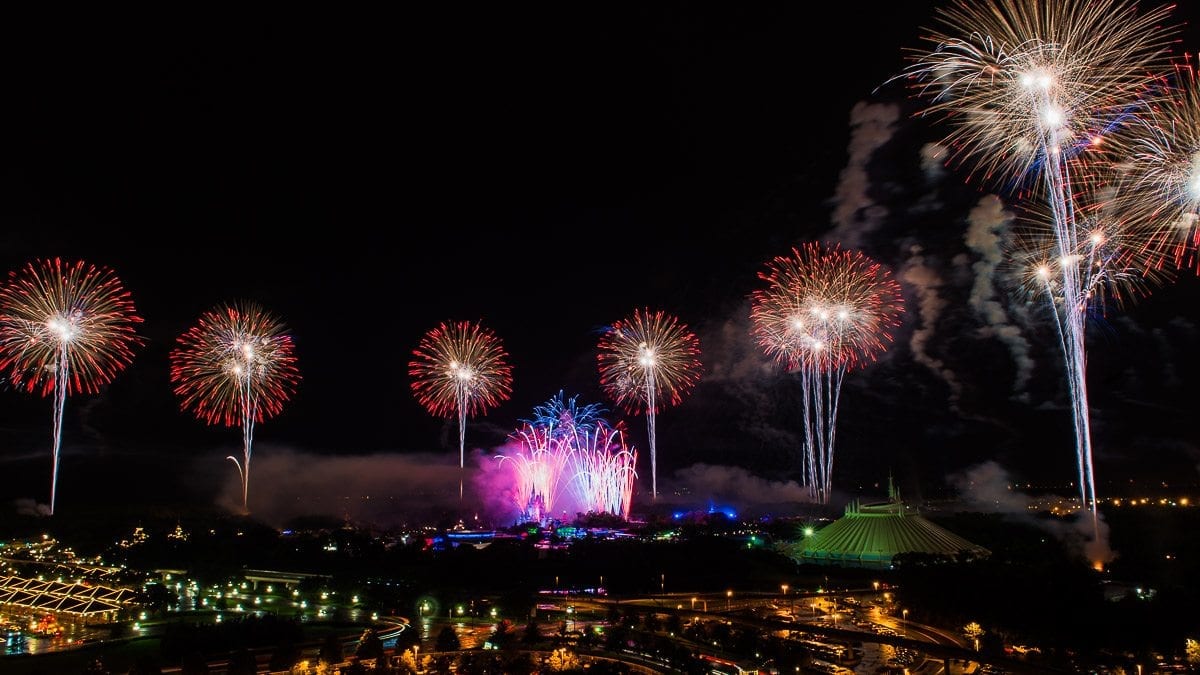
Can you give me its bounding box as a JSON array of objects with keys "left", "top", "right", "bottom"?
[
  {"left": 13, "top": 498, "right": 52, "bottom": 517},
  {"left": 215, "top": 446, "right": 484, "bottom": 529},
  {"left": 963, "top": 195, "right": 1034, "bottom": 399},
  {"left": 919, "top": 142, "right": 948, "bottom": 182},
  {"left": 900, "top": 246, "right": 962, "bottom": 407},
  {"left": 661, "top": 463, "right": 811, "bottom": 506},
  {"left": 949, "top": 460, "right": 1115, "bottom": 564},
  {"left": 825, "top": 101, "right": 900, "bottom": 249}
]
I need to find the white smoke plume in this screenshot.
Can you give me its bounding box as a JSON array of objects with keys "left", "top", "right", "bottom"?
[
  {"left": 963, "top": 194, "right": 1034, "bottom": 399},
  {"left": 919, "top": 142, "right": 948, "bottom": 182},
  {"left": 950, "top": 460, "right": 1115, "bottom": 564},
  {"left": 900, "top": 246, "right": 962, "bottom": 407},
  {"left": 13, "top": 498, "right": 52, "bottom": 517},
  {"left": 825, "top": 101, "right": 900, "bottom": 249},
  {"left": 662, "top": 463, "right": 811, "bottom": 505}
]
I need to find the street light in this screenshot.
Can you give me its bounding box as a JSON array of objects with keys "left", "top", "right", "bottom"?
[
  {"left": 691, "top": 596, "right": 697, "bottom": 610},
  {"left": 902, "top": 609, "right": 908, "bottom": 636},
  {"left": 726, "top": 590, "right": 732, "bottom": 611}
]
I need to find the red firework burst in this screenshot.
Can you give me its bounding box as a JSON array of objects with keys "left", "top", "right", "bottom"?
[{"left": 169, "top": 301, "right": 300, "bottom": 427}]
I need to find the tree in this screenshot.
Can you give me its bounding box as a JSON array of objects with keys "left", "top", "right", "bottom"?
[
  {"left": 319, "top": 633, "right": 344, "bottom": 664},
  {"left": 435, "top": 626, "right": 461, "bottom": 652},
  {"left": 522, "top": 618, "right": 542, "bottom": 645},
  {"left": 666, "top": 611, "right": 682, "bottom": 634},
  {"left": 395, "top": 623, "right": 421, "bottom": 652},
  {"left": 489, "top": 618, "right": 516, "bottom": 649},
  {"left": 398, "top": 648, "right": 420, "bottom": 674},
  {"left": 356, "top": 628, "right": 386, "bottom": 663},
  {"left": 547, "top": 649, "right": 580, "bottom": 671}
]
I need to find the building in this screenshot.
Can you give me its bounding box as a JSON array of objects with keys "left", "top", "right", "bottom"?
[{"left": 790, "top": 480, "right": 989, "bottom": 568}]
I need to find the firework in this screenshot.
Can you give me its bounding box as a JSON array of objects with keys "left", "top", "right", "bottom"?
[
  {"left": 0, "top": 258, "right": 143, "bottom": 515},
  {"left": 597, "top": 309, "right": 701, "bottom": 499},
  {"left": 900, "top": 0, "right": 1175, "bottom": 184},
  {"left": 531, "top": 389, "right": 606, "bottom": 437},
  {"left": 170, "top": 301, "right": 300, "bottom": 511},
  {"left": 566, "top": 424, "right": 637, "bottom": 520},
  {"left": 1111, "top": 67, "right": 1200, "bottom": 273},
  {"left": 409, "top": 320, "right": 513, "bottom": 471},
  {"left": 900, "top": 0, "right": 1176, "bottom": 530},
  {"left": 1006, "top": 196, "right": 1168, "bottom": 310},
  {"left": 497, "top": 392, "right": 637, "bottom": 522},
  {"left": 750, "top": 243, "right": 903, "bottom": 503}
]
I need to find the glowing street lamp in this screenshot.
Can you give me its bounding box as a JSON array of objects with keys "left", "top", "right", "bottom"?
[
  {"left": 902, "top": 609, "right": 909, "bottom": 636},
  {"left": 726, "top": 590, "right": 732, "bottom": 611}
]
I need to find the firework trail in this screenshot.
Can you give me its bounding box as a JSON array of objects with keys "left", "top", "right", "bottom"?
[
  {"left": 0, "top": 258, "right": 143, "bottom": 515},
  {"left": 750, "top": 243, "right": 903, "bottom": 504},
  {"left": 901, "top": 0, "right": 1175, "bottom": 528},
  {"left": 170, "top": 301, "right": 300, "bottom": 512},
  {"left": 409, "top": 320, "right": 512, "bottom": 475},
  {"left": 500, "top": 423, "right": 571, "bottom": 523},
  {"left": 597, "top": 309, "right": 701, "bottom": 499},
  {"left": 567, "top": 424, "right": 637, "bottom": 519},
  {"left": 497, "top": 392, "right": 637, "bottom": 522}
]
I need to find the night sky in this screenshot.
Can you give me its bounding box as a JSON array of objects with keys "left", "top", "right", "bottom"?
[{"left": 2, "top": 4, "right": 1199, "bottom": 517}]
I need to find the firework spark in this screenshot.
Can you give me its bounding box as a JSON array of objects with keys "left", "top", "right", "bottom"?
[
  {"left": 1112, "top": 67, "right": 1200, "bottom": 273},
  {"left": 0, "top": 258, "right": 143, "bottom": 515},
  {"left": 409, "top": 320, "right": 513, "bottom": 471},
  {"left": 497, "top": 392, "right": 637, "bottom": 522},
  {"left": 170, "top": 301, "right": 300, "bottom": 511},
  {"left": 900, "top": 0, "right": 1176, "bottom": 530},
  {"left": 597, "top": 309, "right": 701, "bottom": 499},
  {"left": 900, "top": 0, "right": 1175, "bottom": 184},
  {"left": 750, "top": 243, "right": 903, "bottom": 503}
]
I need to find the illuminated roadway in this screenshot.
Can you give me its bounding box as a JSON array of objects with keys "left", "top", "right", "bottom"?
[{"left": 565, "top": 590, "right": 1063, "bottom": 675}]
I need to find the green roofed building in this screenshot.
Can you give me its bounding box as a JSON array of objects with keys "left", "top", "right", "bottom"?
[{"left": 790, "top": 480, "right": 989, "bottom": 569}]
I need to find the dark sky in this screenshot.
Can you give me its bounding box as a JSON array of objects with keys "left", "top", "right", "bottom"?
[{"left": 2, "top": 3, "right": 1200, "bottom": 513}]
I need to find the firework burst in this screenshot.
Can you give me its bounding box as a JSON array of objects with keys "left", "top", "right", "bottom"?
[
  {"left": 0, "top": 258, "right": 143, "bottom": 515},
  {"left": 597, "top": 309, "right": 701, "bottom": 499},
  {"left": 1111, "top": 66, "right": 1200, "bottom": 273},
  {"left": 900, "top": 0, "right": 1177, "bottom": 532},
  {"left": 1006, "top": 195, "right": 1169, "bottom": 311},
  {"left": 409, "top": 320, "right": 513, "bottom": 471},
  {"left": 900, "top": 0, "right": 1175, "bottom": 184},
  {"left": 496, "top": 392, "right": 637, "bottom": 522},
  {"left": 750, "top": 243, "right": 903, "bottom": 503},
  {"left": 170, "top": 301, "right": 300, "bottom": 511}
]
